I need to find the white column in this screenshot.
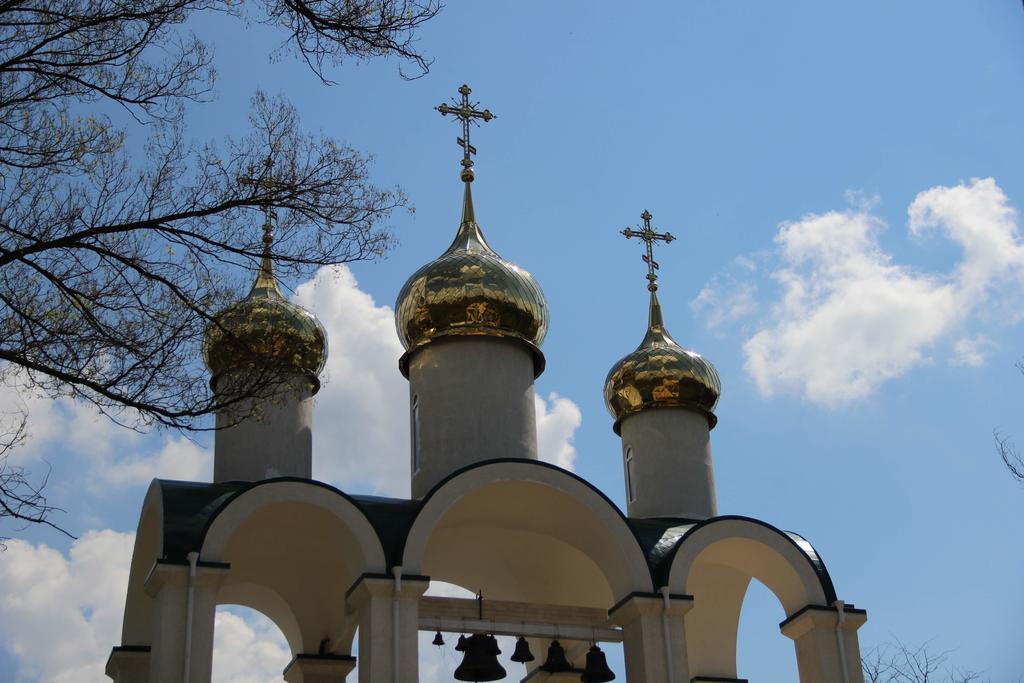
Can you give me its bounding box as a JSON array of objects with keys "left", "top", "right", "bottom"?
[
  {"left": 144, "top": 559, "right": 230, "bottom": 683},
  {"left": 619, "top": 408, "right": 717, "bottom": 519},
  {"left": 345, "top": 574, "right": 429, "bottom": 683},
  {"left": 780, "top": 604, "right": 867, "bottom": 683},
  {"left": 407, "top": 338, "right": 538, "bottom": 498},
  {"left": 609, "top": 593, "right": 693, "bottom": 683},
  {"left": 213, "top": 375, "right": 315, "bottom": 482}
]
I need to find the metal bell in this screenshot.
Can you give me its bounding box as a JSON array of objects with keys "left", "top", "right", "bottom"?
[
  {"left": 455, "top": 634, "right": 468, "bottom": 652},
  {"left": 540, "top": 639, "right": 572, "bottom": 673},
  {"left": 510, "top": 636, "right": 535, "bottom": 663},
  {"left": 432, "top": 631, "right": 444, "bottom": 646},
  {"left": 453, "top": 633, "right": 507, "bottom": 681},
  {"left": 580, "top": 644, "right": 615, "bottom": 682}
]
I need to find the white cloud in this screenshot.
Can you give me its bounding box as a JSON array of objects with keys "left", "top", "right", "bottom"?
[
  {"left": 740, "top": 178, "right": 1024, "bottom": 405},
  {"left": 293, "top": 265, "right": 410, "bottom": 496},
  {"left": 0, "top": 530, "right": 133, "bottom": 683},
  {"left": 0, "top": 373, "right": 210, "bottom": 488},
  {"left": 691, "top": 278, "right": 758, "bottom": 330},
  {"left": 951, "top": 335, "right": 993, "bottom": 368},
  {"left": 535, "top": 392, "right": 582, "bottom": 471},
  {"left": 211, "top": 609, "right": 290, "bottom": 683},
  {"left": 99, "top": 435, "right": 210, "bottom": 486}
]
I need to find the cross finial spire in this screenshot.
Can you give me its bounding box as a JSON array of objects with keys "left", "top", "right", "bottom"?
[
  {"left": 238, "top": 153, "right": 295, "bottom": 295},
  {"left": 437, "top": 84, "right": 496, "bottom": 183},
  {"left": 621, "top": 210, "right": 676, "bottom": 291}
]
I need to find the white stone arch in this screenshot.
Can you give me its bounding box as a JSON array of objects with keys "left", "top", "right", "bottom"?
[
  {"left": 200, "top": 480, "right": 387, "bottom": 655},
  {"left": 665, "top": 516, "right": 834, "bottom": 680},
  {"left": 119, "top": 481, "right": 165, "bottom": 646},
  {"left": 402, "top": 460, "right": 653, "bottom": 608}
]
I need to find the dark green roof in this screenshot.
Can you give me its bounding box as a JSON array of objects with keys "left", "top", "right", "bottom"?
[{"left": 151, "top": 469, "right": 836, "bottom": 604}]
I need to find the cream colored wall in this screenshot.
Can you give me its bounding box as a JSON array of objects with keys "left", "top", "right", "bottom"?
[
  {"left": 119, "top": 484, "right": 163, "bottom": 647},
  {"left": 406, "top": 338, "right": 538, "bottom": 497},
  {"left": 404, "top": 464, "right": 653, "bottom": 601},
  {"left": 213, "top": 376, "right": 314, "bottom": 482},
  {"left": 618, "top": 408, "right": 717, "bottom": 519},
  {"left": 201, "top": 484, "right": 386, "bottom": 655}
]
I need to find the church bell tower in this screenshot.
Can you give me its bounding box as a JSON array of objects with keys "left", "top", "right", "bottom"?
[
  {"left": 394, "top": 85, "right": 549, "bottom": 498},
  {"left": 203, "top": 199, "right": 327, "bottom": 482},
  {"left": 605, "top": 211, "right": 721, "bottom": 519}
]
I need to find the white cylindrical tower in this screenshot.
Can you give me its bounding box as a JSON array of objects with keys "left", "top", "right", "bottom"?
[
  {"left": 395, "top": 142, "right": 548, "bottom": 498},
  {"left": 605, "top": 214, "right": 721, "bottom": 519},
  {"left": 204, "top": 221, "right": 327, "bottom": 483}
]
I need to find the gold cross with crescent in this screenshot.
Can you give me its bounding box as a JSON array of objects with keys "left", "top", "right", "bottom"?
[
  {"left": 622, "top": 210, "right": 676, "bottom": 292},
  {"left": 437, "top": 84, "right": 496, "bottom": 182}
]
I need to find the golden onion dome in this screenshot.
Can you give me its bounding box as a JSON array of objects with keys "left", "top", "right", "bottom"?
[
  {"left": 395, "top": 181, "right": 548, "bottom": 377},
  {"left": 604, "top": 291, "right": 720, "bottom": 433},
  {"left": 204, "top": 238, "right": 327, "bottom": 387}
]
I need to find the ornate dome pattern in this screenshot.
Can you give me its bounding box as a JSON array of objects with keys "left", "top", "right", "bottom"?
[
  {"left": 204, "top": 256, "right": 327, "bottom": 384},
  {"left": 604, "top": 292, "right": 719, "bottom": 432},
  {"left": 394, "top": 183, "right": 548, "bottom": 371}
]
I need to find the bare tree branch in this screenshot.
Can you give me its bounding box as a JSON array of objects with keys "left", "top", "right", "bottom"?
[
  {"left": 0, "top": 0, "right": 441, "bottom": 537},
  {"left": 995, "top": 360, "right": 1024, "bottom": 484},
  {"left": 862, "top": 639, "right": 984, "bottom": 683},
  {"left": 0, "top": 411, "right": 74, "bottom": 547}
]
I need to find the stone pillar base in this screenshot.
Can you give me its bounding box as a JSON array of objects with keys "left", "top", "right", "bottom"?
[
  {"left": 105, "top": 646, "right": 151, "bottom": 682},
  {"left": 283, "top": 654, "right": 357, "bottom": 683},
  {"left": 780, "top": 604, "right": 867, "bottom": 683}
]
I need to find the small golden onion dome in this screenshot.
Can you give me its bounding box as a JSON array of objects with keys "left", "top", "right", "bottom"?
[
  {"left": 395, "top": 182, "right": 548, "bottom": 377},
  {"left": 204, "top": 247, "right": 327, "bottom": 387},
  {"left": 604, "top": 291, "right": 720, "bottom": 433}
]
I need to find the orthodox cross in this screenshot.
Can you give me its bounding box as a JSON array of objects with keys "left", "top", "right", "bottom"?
[
  {"left": 622, "top": 210, "right": 676, "bottom": 291},
  {"left": 436, "top": 84, "right": 496, "bottom": 181},
  {"left": 238, "top": 154, "right": 295, "bottom": 253}
]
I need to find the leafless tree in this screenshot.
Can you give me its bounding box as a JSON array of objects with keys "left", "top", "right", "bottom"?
[
  {"left": 0, "top": 412, "right": 72, "bottom": 545},
  {"left": 862, "top": 640, "right": 983, "bottom": 683},
  {"left": 0, "top": 0, "right": 441, "bottom": 538},
  {"left": 995, "top": 361, "right": 1024, "bottom": 484}
]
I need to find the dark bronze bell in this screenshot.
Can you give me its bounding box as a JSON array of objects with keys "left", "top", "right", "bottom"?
[
  {"left": 432, "top": 631, "right": 444, "bottom": 646},
  {"left": 453, "top": 633, "right": 507, "bottom": 681},
  {"left": 540, "top": 639, "right": 572, "bottom": 672},
  {"left": 455, "top": 634, "right": 468, "bottom": 652},
  {"left": 580, "top": 644, "right": 615, "bottom": 682},
  {"left": 510, "top": 636, "right": 535, "bottom": 663}
]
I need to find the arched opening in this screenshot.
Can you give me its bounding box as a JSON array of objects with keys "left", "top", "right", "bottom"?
[
  {"left": 404, "top": 462, "right": 652, "bottom": 606},
  {"left": 667, "top": 518, "right": 833, "bottom": 680},
  {"left": 403, "top": 463, "right": 652, "bottom": 675},
  {"left": 201, "top": 481, "right": 386, "bottom": 656},
  {"left": 211, "top": 605, "right": 290, "bottom": 682},
  {"left": 736, "top": 578, "right": 799, "bottom": 680}
]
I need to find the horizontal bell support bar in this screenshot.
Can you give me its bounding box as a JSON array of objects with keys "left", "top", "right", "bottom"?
[
  {"left": 419, "top": 597, "right": 622, "bottom": 642},
  {"left": 419, "top": 616, "right": 623, "bottom": 643},
  {"left": 420, "top": 596, "right": 608, "bottom": 626}
]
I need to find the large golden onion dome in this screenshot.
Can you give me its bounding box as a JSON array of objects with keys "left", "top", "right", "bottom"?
[
  {"left": 604, "top": 291, "right": 720, "bottom": 433},
  {"left": 204, "top": 230, "right": 327, "bottom": 387},
  {"left": 395, "top": 181, "right": 548, "bottom": 376}
]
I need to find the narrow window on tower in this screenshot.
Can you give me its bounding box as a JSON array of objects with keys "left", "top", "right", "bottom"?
[
  {"left": 411, "top": 395, "right": 421, "bottom": 474},
  {"left": 625, "top": 447, "right": 636, "bottom": 503}
]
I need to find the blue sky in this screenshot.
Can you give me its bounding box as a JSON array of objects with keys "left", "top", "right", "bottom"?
[{"left": 2, "top": 1, "right": 1023, "bottom": 680}]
